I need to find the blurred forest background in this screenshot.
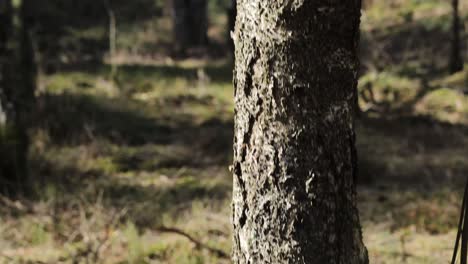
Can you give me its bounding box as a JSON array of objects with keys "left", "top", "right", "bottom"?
[{"left": 0, "top": 0, "right": 467, "bottom": 263}]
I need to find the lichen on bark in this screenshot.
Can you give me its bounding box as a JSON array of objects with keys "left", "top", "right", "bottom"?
[{"left": 232, "top": 1, "right": 368, "bottom": 263}]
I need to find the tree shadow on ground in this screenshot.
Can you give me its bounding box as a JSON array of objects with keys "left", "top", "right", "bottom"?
[
  {"left": 25, "top": 155, "right": 231, "bottom": 228},
  {"left": 357, "top": 114, "right": 468, "bottom": 186},
  {"left": 14, "top": 79, "right": 234, "bottom": 222},
  {"left": 18, "top": 109, "right": 466, "bottom": 235},
  {"left": 356, "top": 114, "right": 468, "bottom": 233},
  {"left": 360, "top": 13, "right": 468, "bottom": 78},
  {"left": 37, "top": 93, "right": 174, "bottom": 146},
  {"left": 118, "top": 64, "right": 234, "bottom": 84}
]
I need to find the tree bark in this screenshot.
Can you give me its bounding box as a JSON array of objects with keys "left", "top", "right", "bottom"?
[
  {"left": 232, "top": 1, "right": 368, "bottom": 263},
  {"left": 450, "top": 0, "right": 464, "bottom": 74}
]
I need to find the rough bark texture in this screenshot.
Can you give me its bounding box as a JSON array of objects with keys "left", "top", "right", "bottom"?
[
  {"left": 173, "top": 0, "right": 208, "bottom": 51},
  {"left": 232, "top": 1, "right": 368, "bottom": 263},
  {"left": 450, "top": 0, "right": 464, "bottom": 73}
]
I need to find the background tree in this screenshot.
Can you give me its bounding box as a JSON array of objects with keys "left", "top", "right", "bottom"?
[
  {"left": 103, "top": 0, "right": 118, "bottom": 81},
  {"left": 0, "top": 0, "right": 36, "bottom": 195},
  {"left": 0, "top": 0, "right": 12, "bottom": 123},
  {"left": 173, "top": 0, "right": 208, "bottom": 53},
  {"left": 450, "top": 0, "right": 464, "bottom": 73},
  {"left": 231, "top": 1, "right": 368, "bottom": 263},
  {"left": 227, "top": 0, "right": 236, "bottom": 54},
  {"left": 0, "top": 0, "right": 16, "bottom": 193}
]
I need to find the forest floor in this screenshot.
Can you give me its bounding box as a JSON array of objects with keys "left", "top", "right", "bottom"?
[{"left": 1, "top": 1, "right": 468, "bottom": 263}]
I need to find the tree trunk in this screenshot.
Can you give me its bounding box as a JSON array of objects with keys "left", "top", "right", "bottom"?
[
  {"left": 227, "top": 0, "right": 236, "bottom": 54},
  {"left": 103, "top": 0, "right": 117, "bottom": 80},
  {"left": 232, "top": 1, "right": 368, "bottom": 263},
  {"left": 173, "top": 0, "right": 208, "bottom": 52},
  {"left": 0, "top": 0, "right": 12, "bottom": 126},
  {"left": 0, "top": 0, "right": 36, "bottom": 195},
  {"left": 16, "top": 0, "right": 37, "bottom": 188},
  {"left": 173, "top": 0, "right": 188, "bottom": 51},
  {"left": 0, "top": 0, "right": 16, "bottom": 193},
  {"left": 188, "top": 0, "right": 207, "bottom": 47},
  {"left": 450, "top": 0, "right": 464, "bottom": 73}
]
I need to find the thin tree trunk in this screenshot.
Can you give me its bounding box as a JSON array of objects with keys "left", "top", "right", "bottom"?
[
  {"left": 450, "top": 0, "right": 464, "bottom": 73},
  {"left": 232, "top": 1, "right": 368, "bottom": 263},
  {"left": 103, "top": 0, "right": 117, "bottom": 80}
]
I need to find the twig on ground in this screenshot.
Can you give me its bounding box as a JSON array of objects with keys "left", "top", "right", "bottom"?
[{"left": 156, "top": 226, "right": 229, "bottom": 259}]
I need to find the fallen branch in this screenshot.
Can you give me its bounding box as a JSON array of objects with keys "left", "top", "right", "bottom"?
[{"left": 156, "top": 226, "right": 229, "bottom": 259}]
